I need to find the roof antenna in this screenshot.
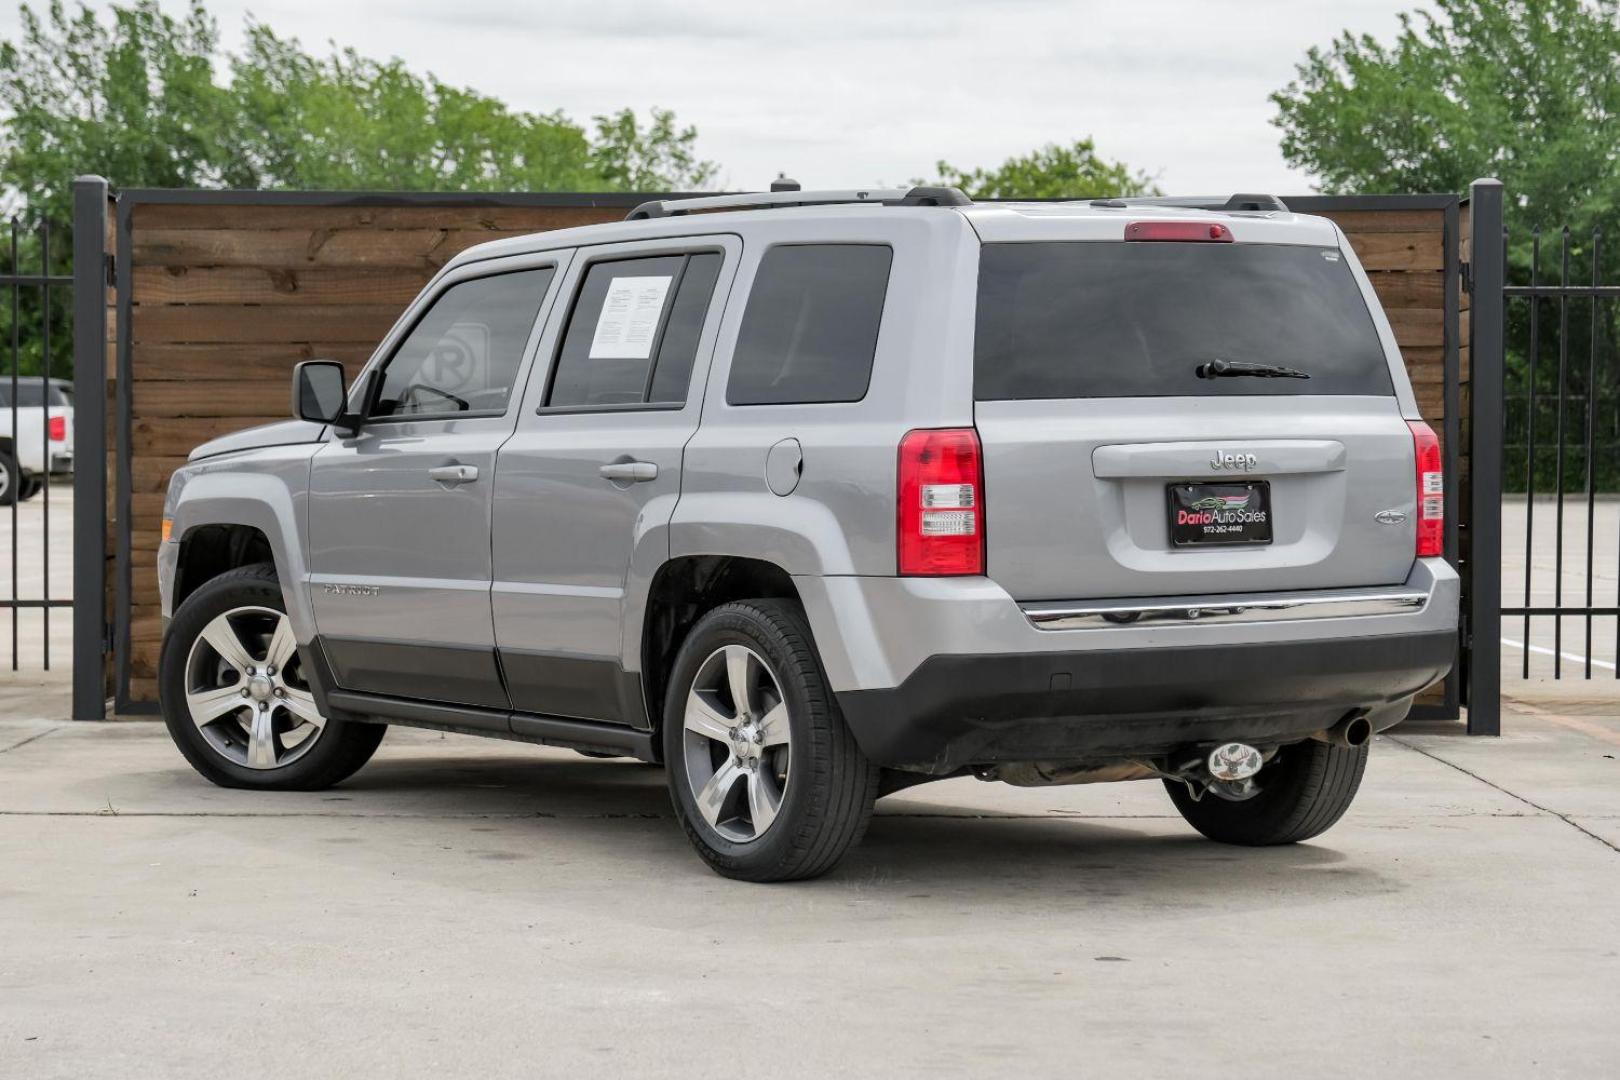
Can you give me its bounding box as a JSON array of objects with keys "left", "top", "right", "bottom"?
[{"left": 770, "top": 175, "right": 801, "bottom": 192}]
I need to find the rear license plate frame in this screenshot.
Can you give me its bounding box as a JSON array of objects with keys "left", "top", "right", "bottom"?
[{"left": 1167, "top": 481, "right": 1273, "bottom": 547}]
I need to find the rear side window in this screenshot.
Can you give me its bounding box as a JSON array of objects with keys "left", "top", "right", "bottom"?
[
  {"left": 726, "top": 245, "right": 892, "bottom": 406},
  {"left": 974, "top": 242, "right": 1394, "bottom": 400},
  {"left": 548, "top": 252, "right": 724, "bottom": 408}
]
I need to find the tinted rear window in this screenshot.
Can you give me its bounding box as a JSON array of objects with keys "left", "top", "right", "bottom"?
[
  {"left": 974, "top": 242, "right": 1394, "bottom": 400},
  {"left": 726, "top": 245, "right": 892, "bottom": 406},
  {"left": 0, "top": 382, "right": 67, "bottom": 407}
]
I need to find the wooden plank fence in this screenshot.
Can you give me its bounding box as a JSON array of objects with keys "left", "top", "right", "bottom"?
[{"left": 113, "top": 190, "right": 1462, "bottom": 706}]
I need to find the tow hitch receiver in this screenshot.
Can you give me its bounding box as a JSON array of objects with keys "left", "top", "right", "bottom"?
[{"left": 1208, "top": 742, "right": 1264, "bottom": 782}]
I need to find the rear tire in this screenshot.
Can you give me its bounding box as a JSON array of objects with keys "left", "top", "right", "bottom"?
[
  {"left": 1165, "top": 739, "right": 1368, "bottom": 845},
  {"left": 17, "top": 474, "right": 41, "bottom": 501},
  {"left": 0, "top": 451, "right": 17, "bottom": 506},
  {"left": 160, "top": 563, "right": 386, "bottom": 791},
  {"left": 663, "top": 599, "right": 879, "bottom": 882}
]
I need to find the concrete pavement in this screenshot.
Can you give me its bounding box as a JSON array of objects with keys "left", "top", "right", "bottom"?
[
  {"left": 1, "top": 694, "right": 1617, "bottom": 1079},
  {"left": 4, "top": 487, "right": 1619, "bottom": 1075}
]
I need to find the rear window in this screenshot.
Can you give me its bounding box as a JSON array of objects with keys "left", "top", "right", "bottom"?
[
  {"left": 974, "top": 241, "right": 1394, "bottom": 400},
  {"left": 726, "top": 244, "right": 892, "bottom": 406},
  {"left": 0, "top": 382, "right": 67, "bottom": 407}
]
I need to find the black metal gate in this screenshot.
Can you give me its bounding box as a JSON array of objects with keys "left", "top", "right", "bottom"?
[
  {"left": 1464, "top": 178, "right": 1620, "bottom": 733},
  {"left": 1, "top": 212, "right": 73, "bottom": 671}
]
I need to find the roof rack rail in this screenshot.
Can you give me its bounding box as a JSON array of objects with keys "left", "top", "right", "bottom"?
[
  {"left": 624, "top": 185, "right": 971, "bottom": 221},
  {"left": 1089, "top": 193, "right": 1289, "bottom": 213}
]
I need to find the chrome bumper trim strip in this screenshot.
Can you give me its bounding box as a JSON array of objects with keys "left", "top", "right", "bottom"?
[{"left": 1023, "top": 590, "right": 1429, "bottom": 631}]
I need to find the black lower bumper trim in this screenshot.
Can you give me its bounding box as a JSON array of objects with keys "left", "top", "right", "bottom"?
[{"left": 835, "top": 631, "right": 1455, "bottom": 774}]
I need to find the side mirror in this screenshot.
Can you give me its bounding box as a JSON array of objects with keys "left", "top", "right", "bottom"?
[
  {"left": 293, "top": 360, "right": 366, "bottom": 435},
  {"left": 293, "top": 360, "right": 346, "bottom": 423}
]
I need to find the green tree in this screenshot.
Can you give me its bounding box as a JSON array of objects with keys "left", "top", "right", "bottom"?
[
  {"left": 591, "top": 107, "right": 717, "bottom": 192},
  {"left": 0, "top": 0, "right": 233, "bottom": 222},
  {"left": 926, "top": 139, "right": 1159, "bottom": 200},
  {"left": 221, "top": 22, "right": 606, "bottom": 192},
  {"left": 1274, "top": 0, "right": 1620, "bottom": 493},
  {"left": 0, "top": 0, "right": 719, "bottom": 377},
  {"left": 1272, "top": 0, "right": 1620, "bottom": 236},
  {"left": 0, "top": 0, "right": 719, "bottom": 223}
]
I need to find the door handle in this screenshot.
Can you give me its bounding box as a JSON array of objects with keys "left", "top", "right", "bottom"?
[
  {"left": 428, "top": 464, "right": 479, "bottom": 485},
  {"left": 598, "top": 460, "right": 659, "bottom": 483}
]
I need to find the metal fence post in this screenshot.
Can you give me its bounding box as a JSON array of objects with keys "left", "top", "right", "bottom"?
[
  {"left": 1466, "top": 178, "right": 1504, "bottom": 735},
  {"left": 71, "top": 176, "right": 108, "bottom": 721}
]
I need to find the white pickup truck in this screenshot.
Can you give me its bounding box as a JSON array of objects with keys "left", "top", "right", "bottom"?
[{"left": 0, "top": 376, "right": 74, "bottom": 504}]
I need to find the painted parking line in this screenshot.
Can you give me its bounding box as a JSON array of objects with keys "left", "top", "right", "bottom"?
[{"left": 1500, "top": 636, "right": 1618, "bottom": 672}]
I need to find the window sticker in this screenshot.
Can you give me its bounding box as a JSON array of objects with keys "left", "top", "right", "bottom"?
[{"left": 589, "top": 275, "right": 673, "bottom": 360}]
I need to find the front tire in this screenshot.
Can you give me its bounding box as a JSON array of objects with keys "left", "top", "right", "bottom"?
[
  {"left": 663, "top": 599, "right": 879, "bottom": 882},
  {"left": 159, "top": 563, "right": 386, "bottom": 790},
  {"left": 1165, "top": 738, "right": 1369, "bottom": 845}
]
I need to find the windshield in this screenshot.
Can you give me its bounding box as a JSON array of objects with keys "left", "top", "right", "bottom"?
[{"left": 974, "top": 241, "right": 1395, "bottom": 400}]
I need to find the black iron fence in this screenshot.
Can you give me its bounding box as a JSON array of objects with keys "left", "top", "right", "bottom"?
[
  {"left": 1504, "top": 392, "right": 1620, "bottom": 494},
  {"left": 1500, "top": 224, "right": 1619, "bottom": 680},
  {"left": 1465, "top": 180, "right": 1619, "bottom": 715},
  {"left": 2, "top": 177, "right": 109, "bottom": 718},
  {"left": 1, "top": 214, "right": 73, "bottom": 671}
]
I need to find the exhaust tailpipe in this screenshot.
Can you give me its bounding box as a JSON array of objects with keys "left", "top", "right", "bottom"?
[{"left": 1314, "top": 711, "right": 1373, "bottom": 749}]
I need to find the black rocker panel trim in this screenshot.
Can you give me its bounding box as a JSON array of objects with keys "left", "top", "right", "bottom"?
[
  {"left": 498, "top": 649, "right": 650, "bottom": 729},
  {"left": 320, "top": 638, "right": 510, "bottom": 711}
]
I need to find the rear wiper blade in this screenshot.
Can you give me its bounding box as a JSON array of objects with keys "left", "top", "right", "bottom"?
[{"left": 1195, "top": 359, "right": 1311, "bottom": 380}]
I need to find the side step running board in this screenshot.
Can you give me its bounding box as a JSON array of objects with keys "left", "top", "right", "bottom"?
[{"left": 324, "top": 690, "right": 657, "bottom": 762}]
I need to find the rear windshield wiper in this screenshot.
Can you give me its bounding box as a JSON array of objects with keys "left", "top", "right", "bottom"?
[{"left": 1195, "top": 359, "right": 1311, "bottom": 380}]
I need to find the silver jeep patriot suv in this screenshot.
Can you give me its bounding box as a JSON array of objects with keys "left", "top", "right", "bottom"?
[{"left": 158, "top": 186, "right": 1458, "bottom": 881}]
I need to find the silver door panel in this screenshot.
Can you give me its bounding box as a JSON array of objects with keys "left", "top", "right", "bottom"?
[{"left": 493, "top": 235, "right": 741, "bottom": 725}]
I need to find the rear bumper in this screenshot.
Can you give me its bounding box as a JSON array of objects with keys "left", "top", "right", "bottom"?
[
  {"left": 835, "top": 629, "right": 1454, "bottom": 774},
  {"left": 794, "top": 557, "right": 1459, "bottom": 774}
]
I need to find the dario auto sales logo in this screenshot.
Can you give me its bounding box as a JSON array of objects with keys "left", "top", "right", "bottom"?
[{"left": 1177, "top": 492, "right": 1268, "bottom": 526}]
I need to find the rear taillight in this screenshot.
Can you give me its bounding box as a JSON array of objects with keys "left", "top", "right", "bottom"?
[
  {"left": 1409, "top": 420, "right": 1443, "bottom": 557},
  {"left": 1123, "top": 221, "right": 1233, "bottom": 243},
  {"left": 48, "top": 415, "right": 66, "bottom": 441},
  {"left": 898, "top": 428, "right": 984, "bottom": 576}
]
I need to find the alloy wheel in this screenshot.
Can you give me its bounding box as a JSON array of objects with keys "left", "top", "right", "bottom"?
[
  {"left": 183, "top": 605, "right": 326, "bottom": 769},
  {"left": 681, "top": 644, "right": 792, "bottom": 843}
]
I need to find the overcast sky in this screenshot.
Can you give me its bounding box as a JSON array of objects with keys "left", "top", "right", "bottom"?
[{"left": 1, "top": 0, "right": 1431, "bottom": 195}]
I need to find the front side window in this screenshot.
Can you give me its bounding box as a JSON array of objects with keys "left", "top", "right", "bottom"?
[
  {"left": 726, "top": 245, "right": 892, "bottom": 406},
  {"left": 547, "top": 252, "right": 724, "bottom": 409},
  {"left": 370, "top": 268, "right": 554, "bottom": 419}
]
